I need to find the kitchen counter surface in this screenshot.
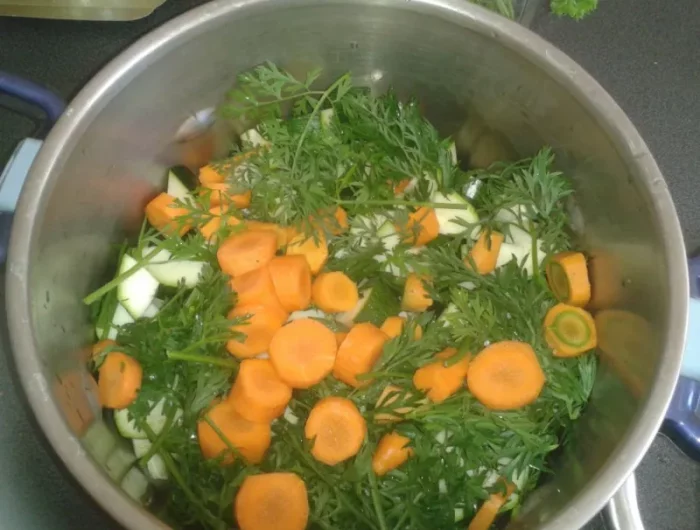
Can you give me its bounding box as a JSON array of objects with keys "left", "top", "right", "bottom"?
[{"left": 0, "top": 1, "right": 699, "bottom": 529}]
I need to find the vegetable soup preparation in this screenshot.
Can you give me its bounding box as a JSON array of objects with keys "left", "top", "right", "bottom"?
[{"left": 86, "top": 64, "right": 598, "bottom": 530}]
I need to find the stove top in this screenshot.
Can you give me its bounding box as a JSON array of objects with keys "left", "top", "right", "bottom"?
[{"left": 0, "top": 0, "right": 698, "bottom": 529}]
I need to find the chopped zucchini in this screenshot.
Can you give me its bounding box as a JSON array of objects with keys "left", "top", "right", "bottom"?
[
  {"left": 431, "top": 191, "right": 479, "bottom": 236},
  {"left": 167, "top": 166, "right": 197, "bottom": 203},
  {"left": 288, "top": 308, "right": 328, "bottom": 321},
  {"left": 336, "top": 288, "right": 373, "bottom": 327},
  {"left": 141, "top": 246, "right": 205, "bottom": 288},
  {"left": 142, "top": 298, "right": 164, "bottom": 319},
  {"left": 494, "top": 205, "right": 533, "bottom": 245},
  {"left": 120, "top": 467, "right": 151, "bottom": 502},
  {"left": 116, "top": 254, "right": 159, "bottom": 319},
  {"left": 449, "top": 141, "right": 458, "bottom": 166},
  {"left": 113, "top": 398, "right": 182, "bottom": 440},
  {"left": 320, "top": 108, "right": 335, "bottom": 129},
  {"left": 241, "top": 128, "right": 269, "bottom": 148},
  {"left": 377, "top": 221, "right": 400, "bottom": 252},
  {"left": 132, "top": 439, "right": 169, "bottom": 481},
  {"left": 495, "top": 238, "right": 545, "bottom": 276},
  {"left": 283, "top": 406, "right": 300, "bottom": 425},
  {"left": 353, "top": 282, "right": 401, "bottom": 327},
  {"left": 106, "top": 303, "right": 135, "bottom": 340},
  {"left": 349, "top": 213, "right": 389, "bottom": 248}
]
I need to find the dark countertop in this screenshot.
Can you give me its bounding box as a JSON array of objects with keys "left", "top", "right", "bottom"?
[{"left": 0, "top": 1, "right": 698, "bottom": 529}]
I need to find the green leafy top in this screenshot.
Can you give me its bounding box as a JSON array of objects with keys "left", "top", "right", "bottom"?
[
  {"left": 473, "top": 0, "right": 598, "bottom": 20},
  {"left": 87, "top": 64, "right": 595, "bottom": 530}
]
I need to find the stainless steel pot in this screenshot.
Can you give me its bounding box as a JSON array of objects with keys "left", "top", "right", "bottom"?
[{"left": 3, "top": 1, "right": 691, "bottom": 529}]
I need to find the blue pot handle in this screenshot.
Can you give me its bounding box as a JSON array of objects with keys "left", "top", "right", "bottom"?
[
  {"left": 661, "top": 259, "right": 700, "bottom": 460},
  {"left": 0, "top": 71, "right": 66, "bottom": 124},
  {"left": 0, "top": 72, "right": 66, "bottom": 265}
]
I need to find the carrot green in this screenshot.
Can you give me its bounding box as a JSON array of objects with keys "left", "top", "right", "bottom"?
[{"left": 86, "top": 64, "right": 597, "bottom": 530}]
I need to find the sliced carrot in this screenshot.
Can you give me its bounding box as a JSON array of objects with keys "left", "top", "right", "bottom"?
[
  {"left": 467, "top": 341, "right": 545, "bottom": 410},
  {"left": 267, "top": 255, "right": 312, "bottom": 312},
  {"left": 226, "top": 303, "right": 288, "bottom": 359},
  {"left": 396, "top": 207, "right": 439, "bottom": 246},
  {"left": 235, "top": 472, "right": 309, "bottom": 530},
  {"left": 304, "top": 396, "right": 367, "bottom": 465},
  {"left": 333, "top": 322, "right": 388, "bottom": 387},
  {"left": 245, "top": 221, "right": 289, "bottom": 249},
  {"left": 201, "top": 183, "right": 252, "bottom": 209},
  {"left": 375, "top": 384, "right": 417, "bottom": 423},
  {"left": 230, "top": 266, "right": 281, "bottom": 307},
  {"left": 197, "top": 400, "right": 271, "bottom": 465},
  {"left": 467, "top": 230, "right": 504, "bottom": 275},
  {"left": 380, "top": 316, "right": 423, "bottom": 340},
  {"left": 145, "top": 192, "right": 191, "bottom": 236},
  {"left": 412, "top": 347, "right": 469, "bottom": 403},
  {"left": 311, "top": 271, "right": 359, "bottom": 313},
  {"left": 91, "top": 339, "right": 116, "bottom": 360},
  {"left": 98, "top": 352, "right": 142, "bottom": 409},
  {"left": 393, "top": 179, "right": 411, "bottom": 195},
  {"left": 269, "top": 319, "right": 337, "bottom": 389},
  {"left": 286, "top": 231, "right": 329, "bottom": 275},
  {"left": 217, "top": 229, "right": 278, "bottom": 277},
  {"left": 228, "top": 359, "right": 292, "bottom": 423},
  {"left": 546, "top": 251, "right": 591, "bottom": 307},
  {"left": 467, "top": 490, "right": 510, "bottom": 530},
  {"left": 372, "top": 432, "right": 413, "bottom": 476},
  {"left": 401, "top": 273, "right": 433, "bottom": 312},
  {"left": 198, "top": 153, "right": 257, "bottom": 186},
  {"left": 543, "top": 303, "right": 597, "bottom": 357},
  {"left": 312, "top": 206, "right": 349, "bottom": 235},
  {"left": 198, "top": 164, "right": 226, "bottom": 185},
  {"left": 335, "top": 332, "right": 348, "bottom": 346},
  {"left": 199, "top": 205, "right": 241, "bottom": 241}
]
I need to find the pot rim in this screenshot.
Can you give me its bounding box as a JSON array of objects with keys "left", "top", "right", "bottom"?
[{"left": 5, "top": 1, "right": 688, "bottom": 529}]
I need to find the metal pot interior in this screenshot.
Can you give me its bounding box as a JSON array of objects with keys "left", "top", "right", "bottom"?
[{"left": 6, "top": 1, "right": 687, "bottom": 529}]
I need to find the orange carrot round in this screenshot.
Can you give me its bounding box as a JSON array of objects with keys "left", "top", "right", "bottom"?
[
  {"left": 199, "top": 205, "right": 241, "bottom": 241},
  {"left": 145, "top": 192, "right": 191, "bottom": 237},
  {"left": 333, "top": 322, "right": 388, "bottom": 387},
  {"left": 313, "top": 206, "right": 349, "bottom": 235},
  {"left": 467, "top": 490, "right": 511, "bottom": 530},
  {"left": 98, "top": 352, "right": 142, "bottom": 409},
  {"left": 197, "top": 400, "right": 271, "bottom": 465},
  {"left": 217, "top": 229, "right": 278, "bottom": 277},
  {"left": 226, "top": 303, "right": 289, "bottom": 359},
  {"left": 228, "top": 359, "right": 292, "bottom": 423},
  {"left": 401, "top": 273, "right": 433, "bottom": 312},
  {"left": 380, "top": 316, "right": 423, "bottom": 340},
  {"left": 91, "top": 339, "right": 116, "bottom": 360},
  {"left": 269, "top": 319, "right": 337, "bottom": 389},
  {"left": 543, "top": 303, "right": 597, "bottom": 357},
  {"left": 267, "top": 255, "right": 312, "bottom": 312},
  {"left": 467, "top": 230, "right": 504, "bottom": 275},
  {"left": 198, "top": 164, "right": 226, "bottom": 185},
  {"left": 546, "top": 251, "right": 591, "bottom": 307},
  {"left": 467, "top": 341, "right": 545, "bottom": 410},
  {"left": 286, "top": 231, "right": 329, "bottom": 275},
  {"left": 304, "top": 396, "right": 367, "bottom": 465},
  {"left": 201, "top": 184, "right": 251, "bottom": 209},
  {"left": 412, "top": 347, "right": 469, "bottom": 403},
  {"left": 245, "top": 221, "right": 289, "bottom": 249},
  {"left": 230, "top": 266, "right": 281, "bottom": 308},
  {"left": 396, "top": 207, "right": 440, "bottom": 246},
  {"left": 372, "top": 432, "right": 413, "bottom": 476},
  {"left": 235, "top": 472, "right": 309, "bottom": 530},
  {"left": 311, "top": 271, "right": 359, "bottom": 313}
]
